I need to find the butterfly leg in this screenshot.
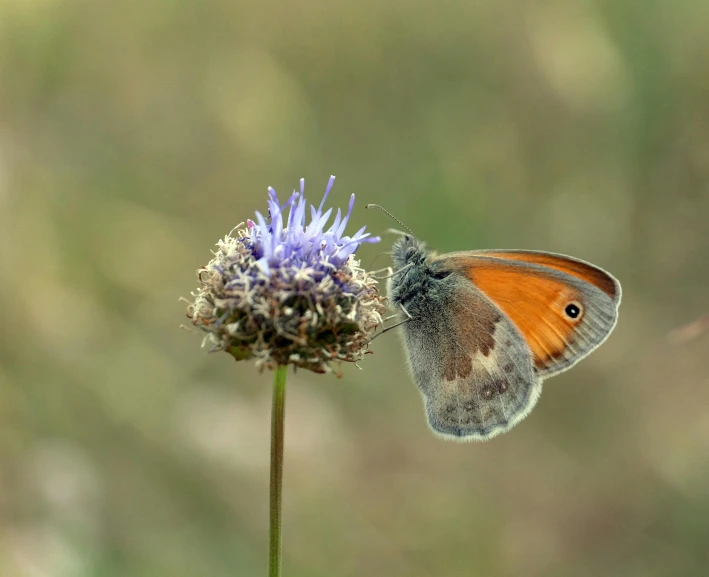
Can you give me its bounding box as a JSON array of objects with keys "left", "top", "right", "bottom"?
[
  {"left": 365, "top": 305, "right": 413, "bottom": 344},
  {"left": 369, "top": 265, "right": 394, "bottom": 277},
  {"left": 372, "top": 263, "right": 415, "bottom": 281}
]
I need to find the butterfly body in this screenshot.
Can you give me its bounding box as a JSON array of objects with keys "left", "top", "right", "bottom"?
[{"left": 388, "top": 235, "right": 621, "bottom": 442}]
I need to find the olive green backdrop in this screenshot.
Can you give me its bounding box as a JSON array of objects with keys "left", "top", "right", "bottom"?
[{"left": 2, "top": 1, "right": 709, "bottom": 575}]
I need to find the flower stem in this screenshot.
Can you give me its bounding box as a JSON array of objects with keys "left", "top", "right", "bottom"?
[{"left": 269, "top": 365, "right": 288, "bottom": 577}]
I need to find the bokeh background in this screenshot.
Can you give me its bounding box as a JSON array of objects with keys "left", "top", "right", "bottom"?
[{"left": 2, "top": 0, "right": 709, "bottom": 575}]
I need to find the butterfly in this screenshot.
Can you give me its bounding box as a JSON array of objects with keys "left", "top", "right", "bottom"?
[{"left": 382, "top": 230, "right": 621, "bottom": 442}]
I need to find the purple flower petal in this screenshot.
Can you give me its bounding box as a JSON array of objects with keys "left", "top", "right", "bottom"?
[{"left": 245, "top": 176, "right": 378, "bottom": 273}]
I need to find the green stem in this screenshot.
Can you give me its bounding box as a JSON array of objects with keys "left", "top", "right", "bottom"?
[{"left": 269, "top": 365, "right": 288, "bottom": 577}]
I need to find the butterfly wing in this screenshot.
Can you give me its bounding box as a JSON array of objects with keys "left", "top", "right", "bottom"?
[
  {"left": 436, "top": 250, "right": 621, "bottom": 378},
  {"left": 399, "top": 274, "right": 542, "bottom": 441}
]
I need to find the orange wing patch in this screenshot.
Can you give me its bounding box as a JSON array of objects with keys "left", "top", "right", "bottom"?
[
  {"left": 465, "top": 263, "right": 583, "bottom": 370},
  {"left": 477, "top": 251, "right": 619, "bottom": 299}
]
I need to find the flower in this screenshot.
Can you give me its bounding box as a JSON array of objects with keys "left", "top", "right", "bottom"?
[{"left": 186, "top": 176, "right": 388, "bottom": 374}]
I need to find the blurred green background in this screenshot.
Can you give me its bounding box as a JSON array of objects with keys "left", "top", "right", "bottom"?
[{"left": 2, "top": 0, "right": 709, "bottom": 575}]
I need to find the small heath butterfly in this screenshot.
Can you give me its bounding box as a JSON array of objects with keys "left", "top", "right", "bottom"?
[{"left": 368, "top": 206, "right": 621, "bottom": 442}]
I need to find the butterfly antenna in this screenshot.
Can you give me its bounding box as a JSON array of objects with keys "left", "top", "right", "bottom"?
[{"left": 365, "top": 204, "right": 416, "bottom": 237}]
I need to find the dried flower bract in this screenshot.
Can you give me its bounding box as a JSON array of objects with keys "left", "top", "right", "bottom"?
[{"left": 186, "top": 176, "right": 387, "bottom": 373}]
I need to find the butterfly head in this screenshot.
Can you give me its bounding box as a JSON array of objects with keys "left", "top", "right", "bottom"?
[
  {"left": 388, "top": 235, "right": 446, "bottom": 310},
  {"left": 391, "top": 235, "right": 431, "bottom": 269}
]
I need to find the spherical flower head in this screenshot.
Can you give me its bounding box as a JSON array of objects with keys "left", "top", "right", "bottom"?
[{"left": 186, "top": 176, "right": 388, "bottom": 374}]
